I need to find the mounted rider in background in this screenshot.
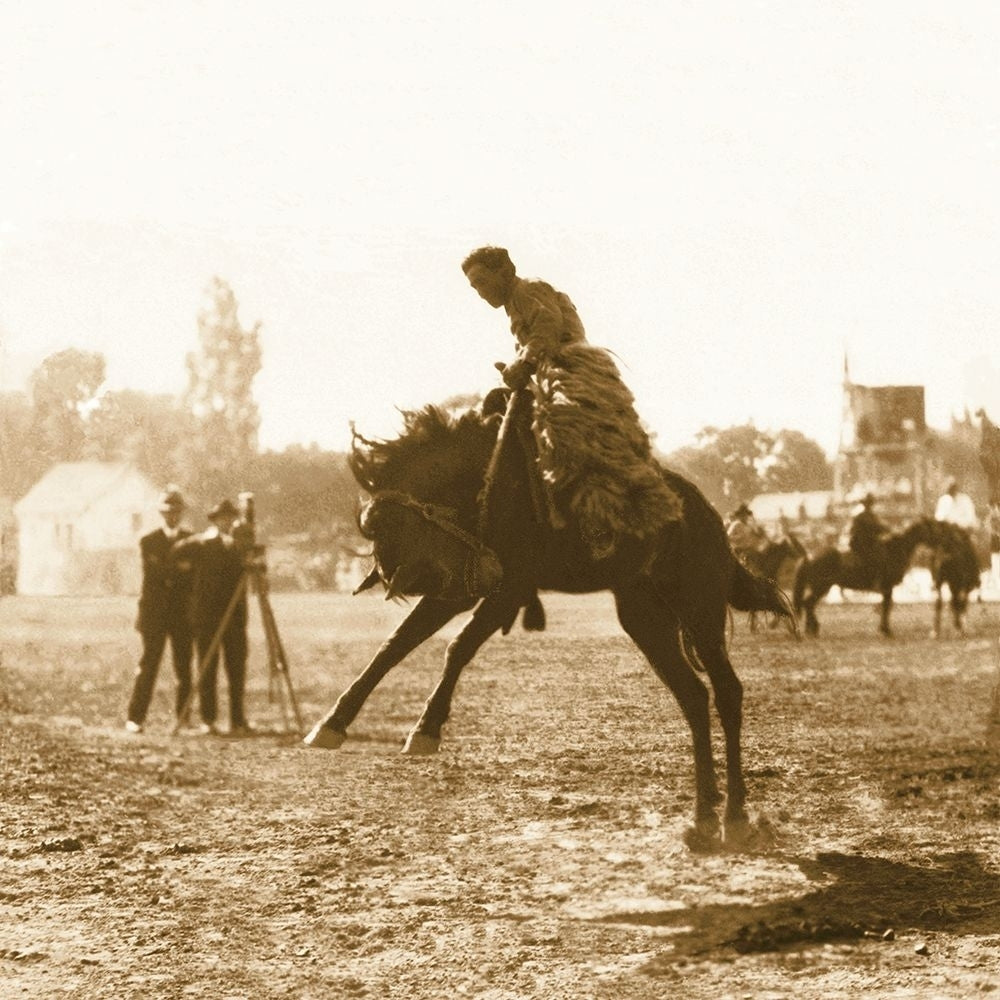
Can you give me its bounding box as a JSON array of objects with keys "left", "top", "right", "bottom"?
[
  {"left": 725, "top": 502, "right": 769, "bottom": 558},
  {"left": 848, "top": 492, "right": 889, "bottom": 589}
]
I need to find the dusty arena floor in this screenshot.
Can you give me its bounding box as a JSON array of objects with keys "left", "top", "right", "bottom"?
[{"left": 2, "top": 591, "right": 1000, "bottom": 999}]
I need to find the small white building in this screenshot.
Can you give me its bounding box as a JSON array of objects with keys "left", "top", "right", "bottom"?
[
  {"left": 749, "top": 490, "right": 836, "bottom": 526},
  {"left": 14, "top": 462, "right": 162, "bottom": 596}
]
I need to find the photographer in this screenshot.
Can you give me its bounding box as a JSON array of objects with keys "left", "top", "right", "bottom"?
[{"left": 173, "top": 498, "right": 251, "bottom": 736}]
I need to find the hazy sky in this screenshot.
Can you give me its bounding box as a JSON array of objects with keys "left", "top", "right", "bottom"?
[{"left": 2, "top": 1, "right": 999, "bottom": 459}]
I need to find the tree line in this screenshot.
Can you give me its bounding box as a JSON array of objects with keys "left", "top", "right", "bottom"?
[
  {"left": 2, "top": 277, "right": 988, "bottom": 578},
  {"left": 0, "top": 278, "right": 358, "bottom": 555}
]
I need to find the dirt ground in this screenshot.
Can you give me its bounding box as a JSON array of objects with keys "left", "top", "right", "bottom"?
[{"left": 2, "top": 590, "right": 1000, "bottom": 999}]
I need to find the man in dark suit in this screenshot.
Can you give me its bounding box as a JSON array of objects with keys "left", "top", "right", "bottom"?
[
  {"left": 125, "top": 486, "right": 193, "bottom": 733},
  {"left": 848, "top": 492, "right": 889, "bottom": 589},
  {"left": 173, "top": 499, "right": 250, "bottom": 735}
]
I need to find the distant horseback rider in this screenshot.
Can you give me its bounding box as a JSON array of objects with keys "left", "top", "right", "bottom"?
[
  {"left": 934, "top": 478, "right": 978, "bottom": 532},
  {"left": 462, "top": 245, "right": 681, "bottom": 561},
  {"left": 848, "top": 492, "right": 888, "bottom": 587},
  {"left": 725, "top": 502, "right": 769, "bottom": 556}
]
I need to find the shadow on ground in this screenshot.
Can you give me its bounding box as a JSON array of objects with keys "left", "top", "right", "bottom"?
[{"left": 598, "top": 850, "right": 1000, "bottom": 966}]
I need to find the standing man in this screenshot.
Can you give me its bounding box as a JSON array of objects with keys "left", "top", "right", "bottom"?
[
  {"left": 125, "top": 485, "right": 193, "bottom": 734},
  {"left": 173, "top": 499, "right": 250, "bottom": 736},
  {"left": 461, "top": 245, "right": 681, "bottom": 560}
]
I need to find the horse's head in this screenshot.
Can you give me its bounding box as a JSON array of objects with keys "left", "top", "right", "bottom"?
[
  {"left": 350, "top": 405, "right": 504, "bottom": 602},
  {"left": 897, "top": 517, "right": 941, "bottom": 551}
]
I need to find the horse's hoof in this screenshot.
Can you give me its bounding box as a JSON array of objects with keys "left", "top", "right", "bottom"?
[
  {"left": 302, "top": 724, "right": 347, "bottom": 749},
  {"left": 683, "top": 818, "right": 722, "bottom": 854},
  {"left": 401, "top": 732, "right": 440, "bottom": 756}
]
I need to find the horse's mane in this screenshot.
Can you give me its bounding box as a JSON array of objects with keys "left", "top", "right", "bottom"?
[{"left": 349, "top": 405, "right": 496, "bottom": 494}]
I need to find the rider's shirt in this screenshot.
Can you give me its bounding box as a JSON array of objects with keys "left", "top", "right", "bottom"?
[
  {"left": 726, "top": 518, "right": 768, "bottom": 553},
  {"left": 934, "top": 491, "right": 978, "bottom": 529},
  {"left": 504, "top": 277, "right": 587, "bottom": 362}
]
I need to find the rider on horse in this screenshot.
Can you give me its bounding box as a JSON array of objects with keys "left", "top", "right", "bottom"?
[
  {"left": 848, "top": 492, "right": 889, "bottom": 589},
  {"left": 462, "top": 246, "right": 681, "bottom": 561},
  {"left": 725, "top": 502, "right": 769, "bottom": 556}
]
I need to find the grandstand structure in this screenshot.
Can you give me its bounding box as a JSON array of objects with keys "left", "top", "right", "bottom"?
[{"left": 832, "top": 358, "right": 934, "bottom": 525}]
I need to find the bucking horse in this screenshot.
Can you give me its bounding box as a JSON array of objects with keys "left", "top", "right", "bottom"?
[{"left": 304, "top": 389, "right": 795, "bottom": 851}]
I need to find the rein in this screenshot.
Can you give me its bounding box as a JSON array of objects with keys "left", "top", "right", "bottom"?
[{"left": 368, "top": 489, "right": 502, "bottom": 597}]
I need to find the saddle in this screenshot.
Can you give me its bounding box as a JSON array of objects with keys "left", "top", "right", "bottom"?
[
  {"left": 482, "top": 371, "right": 683, "bottom": 562},
  {"left": 841, "top": 550, "right": 883, "bottom": 591}
]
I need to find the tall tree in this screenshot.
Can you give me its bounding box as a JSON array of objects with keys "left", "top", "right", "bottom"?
[
  {"left": 28, "top": 348, "right": 106, "bottom": 466},
  {"left": 664, "top": 423, "right": 833, "bottom": 512},
  {"left": 762, "top": 429, "right": 834, "bottom": 494},
  {"left": 83, "top": 389, "right": 194, "bottom": 486},
  {"left": 179, "top": 277, "right": 263, "bottom": 506},
  {"left": 665, "top": 423, "right": 773, "bottom": 512},
  {"left": 0, "top": 390, "right": 40, "bottom": 497}
]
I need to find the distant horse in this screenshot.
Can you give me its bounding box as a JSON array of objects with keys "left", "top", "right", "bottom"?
[
  {"left": 737, "top": 535, "right": 807, "bottom": 633},
  {"left": 792, "top": 518, "right": 940, "bottom": 637},
  {"left": 305, "top": 390, "right": 794, "bottom": 851},
  {"left": 926, "top": 520, "right": 982, "bottom": 637}
]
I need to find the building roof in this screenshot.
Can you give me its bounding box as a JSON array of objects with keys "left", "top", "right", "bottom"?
[
  {"left": 749, "top": 490, "right": 834, "bottom": 523},
  {"left": 13, "top": 462, "right": 150, "bottom": 517}
]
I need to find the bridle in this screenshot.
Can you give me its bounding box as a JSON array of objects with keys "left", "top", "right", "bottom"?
[{"left": 363, "top": 489, "right": 502, "bottom": 598}]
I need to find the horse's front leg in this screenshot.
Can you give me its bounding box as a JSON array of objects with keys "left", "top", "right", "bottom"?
[
  {"left": 804, "top": 599, "right": 820, "bottom": 637},
  {"left": 932, "top": 587, "right": 943, "bottom": 638},
  {"left": 304, "top": 596, "right": 473, "bottom": 749},
  {"left": 402, "top": 594, "right": 518, "bottom": 755},
  {"left": 951, "top": 592, "right": 967, "bottom": 634},
  {"left": 878, "top": 591, "right": 894, "bottom": 637}
]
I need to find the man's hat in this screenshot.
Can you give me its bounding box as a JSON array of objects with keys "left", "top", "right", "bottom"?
[
  {"left": 861, "top": 492, "right": 877, "bottom": 507},
  {"left": 732, "top": 502, "right": 753, "bottom": 519},
  {"left": 207, "top": 498, "right": 239, "bottom": 521},
  {"left": 158, "top": 485, "right": 186, "bottom": 513}
]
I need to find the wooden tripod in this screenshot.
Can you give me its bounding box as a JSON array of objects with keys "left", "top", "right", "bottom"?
[{"left": 172, "top": 549, "right": 303, "bottom": 736}]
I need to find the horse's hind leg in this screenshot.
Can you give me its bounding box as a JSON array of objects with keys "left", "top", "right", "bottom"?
[
  {"left": 613, "top": 581, "right": 722, "bottom": 851},
  {"left": 304, "top": 596, "right": 472, "bottom": 749},
  {"left": 685, "top": 632, "right": 752, "bottom": 846},
  {"left": 878, "top": 593, "right": 894, "bottom": 637}
]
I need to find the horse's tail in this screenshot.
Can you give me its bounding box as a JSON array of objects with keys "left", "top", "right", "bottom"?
[{"left": 729, "top": 558, "right": 797, "bottom": 633}]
